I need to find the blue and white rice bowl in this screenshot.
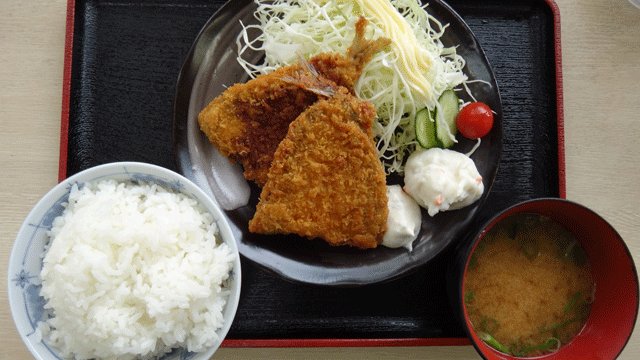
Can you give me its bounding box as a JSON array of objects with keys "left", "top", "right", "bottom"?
[{"left": 7, "top": 162, "right": 241, "bottom": 360}]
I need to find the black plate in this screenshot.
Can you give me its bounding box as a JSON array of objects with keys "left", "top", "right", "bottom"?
[{"left": 173, "top": 0, "right": 503, "bottom": 286}]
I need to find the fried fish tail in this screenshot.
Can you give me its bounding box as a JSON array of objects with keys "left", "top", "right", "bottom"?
[
  {"left": 348, "top": 16, "right": 393, "bottom": 69},
  {"left": 309, "top": 16, "right": 392, "bottom": 92}
]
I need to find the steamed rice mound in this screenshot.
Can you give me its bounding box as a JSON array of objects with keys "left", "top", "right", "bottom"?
[{"left": 37, "top": 179, "right": 234, "bottom": 360}]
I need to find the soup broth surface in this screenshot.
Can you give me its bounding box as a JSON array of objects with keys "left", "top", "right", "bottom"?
[{"left": 464, "top": 214, "right": 593, "bottom": 357}]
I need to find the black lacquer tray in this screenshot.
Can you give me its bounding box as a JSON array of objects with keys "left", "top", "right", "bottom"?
[{"left": 60, "top": 0, "right": 563, "bottom": 346}]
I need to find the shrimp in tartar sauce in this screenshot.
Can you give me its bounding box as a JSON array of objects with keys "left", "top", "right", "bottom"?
[{"left": 404, "top": 148, "right": 484, "bottom": 217}]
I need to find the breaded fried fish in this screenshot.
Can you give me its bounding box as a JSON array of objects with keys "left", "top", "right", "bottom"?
[
  {"left": 197, "top": 16, "right": 390, "bottom": 186},
  {"left": 248, "top": 88, "right": 388, "bottom": 249}
]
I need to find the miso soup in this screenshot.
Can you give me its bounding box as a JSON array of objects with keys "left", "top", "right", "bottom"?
[{"left": 463, "top": 214, "right": 594, "bottom": 357}]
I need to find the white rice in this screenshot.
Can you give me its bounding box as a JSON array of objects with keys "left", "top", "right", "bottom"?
[{"left": 37, "top": 179, "right": 234, "bottom": 360}]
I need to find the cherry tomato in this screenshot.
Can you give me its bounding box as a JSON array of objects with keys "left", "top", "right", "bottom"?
[{"left": 456, "top": 102, "right": 494, "bottom": 139}]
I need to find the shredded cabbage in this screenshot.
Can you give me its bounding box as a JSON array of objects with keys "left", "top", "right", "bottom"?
[{"left": 237, "top": 0, "right": 468, "bottom": 174}]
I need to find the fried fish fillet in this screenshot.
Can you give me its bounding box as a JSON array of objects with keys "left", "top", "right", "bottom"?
[
  {"left": 248, "top": 90, "right": 388, "bottom": 249},
  {"left": 197, "top": 66, "right": 322, "bottom": 187},
  {"left": 197, "top": 16, "right": 390, "bottom": 186}
]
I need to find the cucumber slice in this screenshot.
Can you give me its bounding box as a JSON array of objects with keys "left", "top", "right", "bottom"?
[
  {"left": 434, "top": 89, "right": 460, "bottom": 148},
  {"left": 415, "top": 108, "right": 438, "bottom": 148}
]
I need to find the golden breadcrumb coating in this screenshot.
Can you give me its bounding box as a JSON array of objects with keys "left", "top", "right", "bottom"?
[
  {"left": 249, "top": 91, "right": 388, "bottom": 249},
  {"left": 197, "top": 66, "right": 320, "bottom": 186}
]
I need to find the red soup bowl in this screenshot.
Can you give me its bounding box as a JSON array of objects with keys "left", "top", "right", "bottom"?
[{"left": 449, "top": 198, "right": 638, "bottom": 359}]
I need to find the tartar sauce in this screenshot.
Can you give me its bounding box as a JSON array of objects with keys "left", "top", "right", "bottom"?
[
  {"left": 404, "top": 148, "right": 484, "bottom": 217},
  {"left": 382, "top": 185, "right": 422, "bottom": 251}
]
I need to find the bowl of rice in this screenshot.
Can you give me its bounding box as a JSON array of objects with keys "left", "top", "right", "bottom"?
[{"left": 8, "top": 162, "right": 241, "bottom": 360}]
